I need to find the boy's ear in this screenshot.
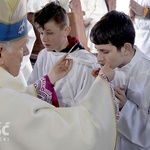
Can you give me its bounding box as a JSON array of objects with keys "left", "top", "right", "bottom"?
[
  {"left": 0, "top": 45, "right": 4, "bottom": 65},
  {"left": 64, "top": 26, "right": 71, "bottom": 36},
  {"left": 123, "top": 43, "right": 132, "bottom": 56},
  {"left": 0, "top": 45, "right": 3, "bottom": 56}
]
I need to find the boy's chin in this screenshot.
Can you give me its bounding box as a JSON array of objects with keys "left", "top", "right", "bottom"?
[{"left": 46, "top": 48, "right": 53, "bottom": 51}]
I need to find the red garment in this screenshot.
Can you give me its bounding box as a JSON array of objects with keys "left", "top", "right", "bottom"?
[{"left": 59, "top": 36, "right": 84, "bottom": 53}]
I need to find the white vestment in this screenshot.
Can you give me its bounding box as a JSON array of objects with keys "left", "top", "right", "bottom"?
[
  {"left": 133, "top": 0, "right": 150, "bottom": 57},
  {"left": 0, "top": 67, "right": 117, "bottom": 150},
  {"left": 113, "top": 47, "right": 150, "bottom": 150},
  {"left": 28, "top": 49, "right": 98, "bottom": 107},
  {"left": 81, "top": 0, "right": 108, "bottom": 53}
]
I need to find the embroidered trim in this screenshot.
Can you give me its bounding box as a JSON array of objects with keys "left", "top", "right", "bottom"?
[
  {"left": 34, "top": 76, "right": 52, "bottom": 104},
  {"left": 99, "top": 73, "right": 121, "bottom": 122},
  {"left": 99, "top": 72, "right": 110, "bottom": 82},
  {"left": 34, "top": 75, "right": 59, "bottom": 107}
]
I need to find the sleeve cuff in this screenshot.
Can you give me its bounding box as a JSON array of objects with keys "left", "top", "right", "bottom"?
[{"left": 144, "top": 7, "right": 149, "bottom": 18}]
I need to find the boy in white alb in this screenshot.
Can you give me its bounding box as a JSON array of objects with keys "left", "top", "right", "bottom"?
[
  {"left": 28, "top": 1, "right": 98, "bottom": 107},
  {"left": 90, "top": 10, "right": 150, "bottom": 150}
]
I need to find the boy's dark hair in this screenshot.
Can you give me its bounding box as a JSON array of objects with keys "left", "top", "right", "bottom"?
[
  {"left": 90, "top": 10, "right": 135, "bottom": 50},
  {"left": 34, "top": 1, "right": 69, "bottom": 29}
]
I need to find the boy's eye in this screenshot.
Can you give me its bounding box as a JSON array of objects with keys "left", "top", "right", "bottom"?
[
  {"left": 103, "top": 51, "right": 109, "bottom": 54},
  {"left": 47, "top": 32, "right": 53, "bottom": 34},
  {"left": 39, "top": 32, "right": 43, "bottom": 35}
]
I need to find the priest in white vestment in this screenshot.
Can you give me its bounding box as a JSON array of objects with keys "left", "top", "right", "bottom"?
[{"left": 0, "top": 0, "right": 117, "bottom": 149}]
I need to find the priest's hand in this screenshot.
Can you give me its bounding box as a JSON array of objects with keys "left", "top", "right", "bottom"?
[{"left": 48, "top": 54, "right": 73, "bottom": 85}]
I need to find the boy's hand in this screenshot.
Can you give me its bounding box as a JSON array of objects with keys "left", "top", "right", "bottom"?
[
  {"left": 48, "top": 54, "right": 73, "bottom": 84},
  {"left": 100, "top": 63, "right": 115, "bottom": 81},
  {"left": 114, "top": 85, "right": 127, "bottom": 110}
]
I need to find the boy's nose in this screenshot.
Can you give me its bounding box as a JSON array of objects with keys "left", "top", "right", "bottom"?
[
  {"left": 42, "top": 34, "right": 48, "bottom": 42},
  {"left": 97, "top": 52, "right": 104, "bottom": 61}
]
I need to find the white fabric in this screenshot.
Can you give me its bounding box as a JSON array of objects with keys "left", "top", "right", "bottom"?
[
  {"left": 28, "top": 49, "right": 99, "bottom": 107},
  {"left": 133, "top": 0, "right": 150, "bottom": 57},
  {"left": 0, "top": 67, "right": 117, "bottom": 150},
  {"left": 116, "top": 0, "right": 130, "bottom": 14},
  {"left": 27, "top": 0, "right": 70, "bottom": 13},
  {"left": 20, "top": 21, "right": 36, "bottom": 81},
  {"left": 80, "top": 0, "right": 108, "bottom": 53},
  {"left": 113, "top": 47, "right": 150, "bottom": 150}
]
